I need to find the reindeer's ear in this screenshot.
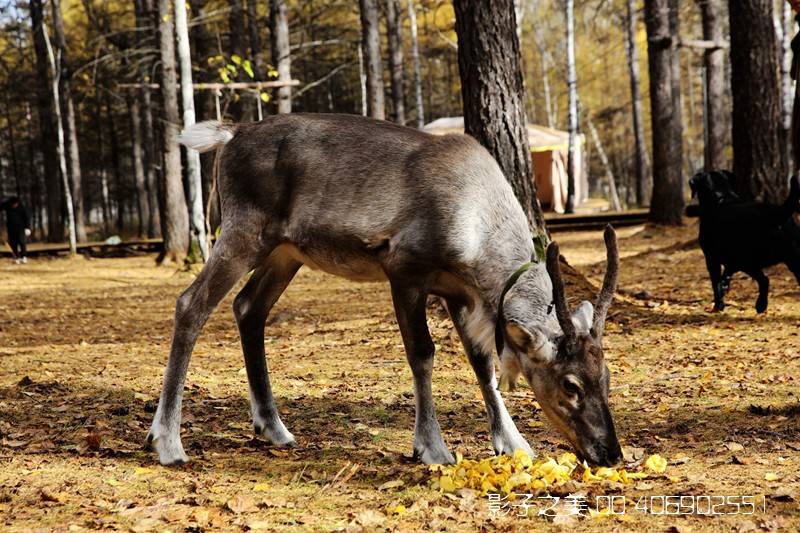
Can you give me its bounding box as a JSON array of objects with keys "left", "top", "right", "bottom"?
[
  {"left": 504, "top": 320, "right": 555, "bottom": 366},
  {"left": 571, "top": 301, "right": 594, "bottom": 335}
]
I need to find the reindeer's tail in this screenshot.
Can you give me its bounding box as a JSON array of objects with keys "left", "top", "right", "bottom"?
[{"left": 177, "top": 121, "right": 236, "bottom": 239}]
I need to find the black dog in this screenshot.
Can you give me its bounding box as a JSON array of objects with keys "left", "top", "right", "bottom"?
[{"left": 687, "top": 170, "right": 800, "bottom": 313}]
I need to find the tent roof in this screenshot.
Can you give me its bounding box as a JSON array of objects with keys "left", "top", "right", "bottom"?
[{"left": 422, "top": 116, "right": 582, "bottom": 152}]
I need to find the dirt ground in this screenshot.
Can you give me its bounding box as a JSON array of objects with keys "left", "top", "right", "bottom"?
[{"left": 1, "top": 222, "right": 798, "bottom": 532}]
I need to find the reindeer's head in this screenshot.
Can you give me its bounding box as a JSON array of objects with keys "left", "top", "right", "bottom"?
[{"left": 498, "top": 226, "right": 621, "bottom": 466}]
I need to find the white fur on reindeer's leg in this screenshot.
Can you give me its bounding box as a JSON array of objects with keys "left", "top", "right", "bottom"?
[
  {"left": 489, "top": 390, "right": 535, "bottom": 458},
  {"left": 147, "top": 403, "right": 189, "bottom": 466},
  {"left": 252, "top": 403, "right": 296, "bottom": 447}
]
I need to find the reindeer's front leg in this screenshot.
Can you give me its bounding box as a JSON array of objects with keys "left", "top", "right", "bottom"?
[
  {"left": 446, "top": 300, "right": 534, "bottom": 458},
  {"left": 390, "top": 282, "right": 454, "bottom": 465}
]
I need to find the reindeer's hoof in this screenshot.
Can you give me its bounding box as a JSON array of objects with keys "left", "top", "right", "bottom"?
[
  {"left": 254, "top": 419, "right": 296, "bottom": 448},
  {"left": 414, "top": 444, "right": 455, "bottom": 465},
  {"left": 146, "top": 430, "right": 189, "bottom": 466},
  {"left": 755, "top": 299, "right": 768, "bottom": 314},
  {"left": 493, "top": 434, "right": 535, "bottom": 459}
]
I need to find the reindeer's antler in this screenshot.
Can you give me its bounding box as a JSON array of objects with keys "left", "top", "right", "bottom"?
[
  {"left": 592, "top": 225, "right": 619, "bottom": 342},
  {"left": 546, "top": 242, "right": 577, "bottom": 344}
]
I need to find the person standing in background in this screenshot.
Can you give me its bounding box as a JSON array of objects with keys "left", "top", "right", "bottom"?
[{"left": 1, "top": 197, "right": 31, "bottom": 264}]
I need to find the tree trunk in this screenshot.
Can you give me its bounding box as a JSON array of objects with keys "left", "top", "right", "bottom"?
[
  {"left": 42, "top": 20, "right": 77, "bottom": 254},
  {"left": 103, "top": 90, "right": 124, "bottom": 234},
  {"left": 729, "top": 0, "right": 787, "bottom": 202},
  {"left": 407, "top": 0, "right": 424, "bottom": 127},
  {"left": 644, "top": 0, "right": 684, "bottom": 225},
  {"left": 227, "top": 0, "right": 248, "bottom": 121},
  {"left": 51, "top": 0, "right": 87, "bottom": 242},
  {"left": 625, "top": 0, "right": 651, "bottom": 205},
  {"left": 586, "top": 112, "right": 622, "bottom": 211},
  {"left": 453, "top": 0, "right": 546, "bottom": 235},
  {"left": 92, "top": 89, "right": 111, "bottom": 234},
  {"left": 270, "top": 0, "right": 292, "bottom": 114},
  {"left": 358, "top": 0, "right": 385, "bottom": 120},
  {"left": 128, "top": 95, "right": 150, "bottom": 238},
  {"left": 137, "top": 0, "right": 161, "bottom": 238},
  {"left": 175, "top": 0, "right": 209, "bottom": 261},
  {"left": 157, "top": 0, "right": 190, "bottom": 263},
  {"left": 246, "top": 0, "right": 265, "bottom": 81},
  {"left": 564, "top": 0, "right": 578, "bottom": 214},
  {"left": 30, "top": 0, "right": 62, "bottom": 242},
  {"left": 779, "top": 1, "right": 793, "bottom": 171},
  {"left": 696, "top": 0, "right": 727, "bottom": 171},
  {"left": 385, "top": 0, "right": 406, "bottom": 124}
]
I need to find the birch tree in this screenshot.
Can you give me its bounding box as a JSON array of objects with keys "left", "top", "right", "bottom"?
[
  {"left": 42, "top": 21, "right": 77, "bottom": 254},
  {"left": 51, "top": 0, "right": 86, "bottom": 242},
  {"left": 270, "top": 0, "right": 292, "bottom": 114},
  {"left": 625, "top": 0, "right": 650, "bottom": 205},
  {"left": 175, "top": 0, "right": 208, "bottom": 261},
  {"left": 157, "top": 0, "right": 190, "bottom": 264},
  {"left": 385, "top": 0, "right": 406, "bottom": 124},
  {"left": 564, "top": 0, "right": 578, "bottom": 214},
  {"left": 358, "top": 0, "right": 385, "bottom": 120},
  {"left": 407, "top": 0, "right": 424, "bottom": 127}
]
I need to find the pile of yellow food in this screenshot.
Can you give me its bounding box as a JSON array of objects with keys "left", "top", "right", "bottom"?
[{"left": 430, "top": 449, "right": 667, "bottom": 496}]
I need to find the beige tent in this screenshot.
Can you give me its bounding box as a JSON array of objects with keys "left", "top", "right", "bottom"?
[{"left": 423, "top": 117, "right": 587, "bottom": 213}]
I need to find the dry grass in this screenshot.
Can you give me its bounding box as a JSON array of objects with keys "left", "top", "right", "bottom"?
[{"left": 1, "top": 221, "right": 798, "bottom": 531}]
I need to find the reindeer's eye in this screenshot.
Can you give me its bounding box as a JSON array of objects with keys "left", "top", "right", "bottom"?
[{"left": 562, "top": 377, "right": 582, "bottom": 398}]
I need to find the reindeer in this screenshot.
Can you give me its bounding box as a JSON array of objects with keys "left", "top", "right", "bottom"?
[{"left": 147, "top": 114, "right": 622, "bottom": 467}]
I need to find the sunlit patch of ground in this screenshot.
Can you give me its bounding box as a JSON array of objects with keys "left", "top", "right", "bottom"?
[{"left": 1, "top": 221, "right": 798, "bottom": 531}]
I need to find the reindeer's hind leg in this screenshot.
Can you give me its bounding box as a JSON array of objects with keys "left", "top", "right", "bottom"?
[
  {"left": 445, "top": 298, "right": 534, "bottom": 458},
  {"left": 233, "top": 251, "right": 301, "bottom": 447},
  {"left": 147, "top": 230, "right": 267, "bottom": 465},
  {"left": 390, "top": 281, "right": 454, "bottom": 465}
]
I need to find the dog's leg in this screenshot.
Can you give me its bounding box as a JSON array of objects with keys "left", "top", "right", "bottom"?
[
  {"left": 746, "top": 270, "right": 769, "bottom": 313},
  {"left": 719, "top": 267, "right": 733, "bottom": 300},
  {"left": 705, "top": 257, "right": 725, "bottom": 311}
]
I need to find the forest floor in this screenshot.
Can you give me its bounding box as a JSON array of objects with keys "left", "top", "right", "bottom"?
[{"left": 1, "top": 221, "right": 799, "bottom": 532}]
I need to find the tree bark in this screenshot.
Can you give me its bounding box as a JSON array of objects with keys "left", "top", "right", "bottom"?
[
  {"left": 729, "top": 0, "right": 787, "bottom": 202},
  {"left": 625, "top": 0, "right": 651, "bottom": 205},
  {"left": 136, "top": 0, "right": 161, "bottom": 238},
  {"left": 270, "top": 0, "right": 292, "bottom": 114},
  {"left": 644, "top": 0, "right": 684, "bottom": 225},
  {"left": 157, "top": 0, "right": 190, "bottom": 263},
  {"left": 358, "top": 0, "right": 385, "bottom": 120},
  {"left": 175, "top": 0, "right": 209, "bottom": 261},
  {"left": 51, "top": 0, "right": 87, "bottom": 242},
  {"left": 227, "top": 0, "right": 251, "bottom": 121},
  {"left": 778, "top": 1, "right": 793, "bottom": 171},
  {"left": 564, "top": 0, "right": 578, "bottom": 214},
  {"left": 407, "top": 0, "right": 424, "bottom": 127},
  {"left": 42, "top": 19, "right": 77, "bottom": 254},
  {"left": 128, "top": 95, "right": 150, "bottom": 237},
  {"left": 30, "top": 0, "right": 62, "bottom": 242},
  {"left": 453, "top": 0, "right": 546, "bottom": 235},
  {"left": 385, "top": 0, "right": 406, "bottom": 124},
  {"left": 696, "top": 0, "right": 727, "bottom": 171},
  {"left": 246, "top": 0, "right": 265, "bottom": 81}
]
